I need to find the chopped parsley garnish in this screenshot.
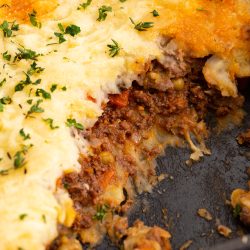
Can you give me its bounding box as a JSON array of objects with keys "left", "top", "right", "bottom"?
[
  {"left": 151, "top": 10, "right": 159, "bottom": 17},
  {"left": 13, "top": 145, "right": 32, "bottom": 169},
  {"left": 19, "top": 129, "right": 31, "bottom": 140},
  {"left": 50, "top": 84, "right": 57, "bottom": 92},
  {"left": 27, "top": 62, "right": 44, "bottom": 75},
  {"left": 0, "top": 144, "right": 33, "bottom": 175},
  {"left": 19, "top": 214, "right": 28, "bottom": 220},
  {"left": 65, "top": 24, "right": 81, "bottom": 37},
  {"left": 129, "top": 17, "right": 154, "bottom": 31},
  {"left": 66, "top": 118, "right": 84, "bottom": 130},
  {"left": 0, "top": 103, "right": 3, "bottom": 112},
  {"left": 97, "top": 6, "right": 112, "bottom": 21},
  {"left": 42, "top": 214, "right": 46, "bottom": 223},
  {"left": 107, "top": 39, "right": 121, "bottom": 57},
  {"left": 29, "top": 10, "right": 41, "bottom": 28},
  {"left": 54, "top": 23, "right": 81, "bottom": 44},
  {"left": 0, "top": 78, "right": 6, "bottom": 87},
  {"left": 26, "top": 99, "right": 44, "bottom": 117},
  {"left": 0, "top": 20, "right": 19, "bottom": 37},
  {"left": 63, "top": 182, "right": 69, "bottom": 189},
  {"left": 0, "top": 96, "right": 12, "bottom": 104},
  {"left": 0, "top": 96, "right": 12, "bottom": 112},
  {"left": 15, "top": 73, "right": 41, "bottom": 92},
  {"left": 35, "top": 88, "right": 51, "bottom": 99},
  {"left": 43, "top": 118, "right": 59, "bottom": 129},
  {"left": 27, "top": 99, "right": 33, "bottom": 105},
  {"left": 3, "top": 51, "right": 11, "bottom": 61},
  {"left": 61, "top": 86, "right": 67, "bottom": 91},
  {"left": 14, "top": 151, "right": 25, "bottom": 168},
  {"left": 78, "top": 0, "right": 92, "bottom": 10},
  {"left": 54, "top": 32, "right": 66, "bottom": 44},
  {"left": 233, "top": 204, "right": 242, "bottom": 218},
  {"left": 119, "top": 0, "right": 127, "bottom": 2},
  {"left": 14, "top": 48, "right": 39, "bottom": 62},
  {"left": 15, "top": 74, "right": 32, "bottom": 92},
  {"left": 93, "top": 204, "right": 109, "bottom": 221}
]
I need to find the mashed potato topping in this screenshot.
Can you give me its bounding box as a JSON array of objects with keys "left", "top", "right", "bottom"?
[{"left": 0, "top": 0, "right": 249, "bottom": 249}]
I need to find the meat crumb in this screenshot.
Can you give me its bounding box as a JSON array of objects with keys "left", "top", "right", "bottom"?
[
  {"left": 179, "top": 240, "right": 193, "bottom": 250},
  {"left": 197, "top": 208, "right": 213, "bottom": 221},
  {"left": 217, "top": 225, "right": 232, "bottom": 238},
  {"left": 237, "top": 129, "right": 250, "bottom": 146}
]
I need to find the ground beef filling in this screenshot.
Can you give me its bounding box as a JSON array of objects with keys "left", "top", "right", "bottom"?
[
  {"left": 237, "top": 129, "right": 250, "bottom": 146},
  {"left": 57, "top": 49, "right": 245, "bottom": 248},
  {"left": 62, "top": 79, "right": 243, "bottom": 237}
]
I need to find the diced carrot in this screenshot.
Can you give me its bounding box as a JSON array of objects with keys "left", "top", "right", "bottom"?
[
  {"left": 56, "top": 178, "right": 62, "bottom": 187},
  {"left": 109, "top": 90, "right": 129, "bottom": 107},
  {"left": 99, "top": 169, "right": 115, "bottom": 189},
  {"left": 85, "top": 166, "right": 94, "bottom": 174},
  {"left": 87, "top": 94, "right": 96, "bottom": 103}
]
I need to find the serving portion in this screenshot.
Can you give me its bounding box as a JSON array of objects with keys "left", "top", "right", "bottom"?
[{"left": 0, "top": 0, "right": 249, "bottom": 249}]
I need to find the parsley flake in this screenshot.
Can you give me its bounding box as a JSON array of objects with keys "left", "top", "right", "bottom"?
[
  {"left": 93, "top": 204, "right": 109, "bottom": 222},
  {"left": 0, "top": 78, "right": 6, "bottom": 87},
  {"left": 65, "top": 24, "right": 81, "bottom": 37},
  {"left": 151, "top": 10, "right": 159, "bottom": 17},
  {"left": 3, "top": 51, "right": 11, "bottom": 61},
  {"left": 54, "top": 23, "right": 81, "bottom": 43},
  {"left": 54, "top": 32, "right": 66, "bottom": 44},
  {"left": 15, "top": 73, "right": 41, "bottom": 92},
  {"left": 26, "top": 99, "right": 44, "bottom": 117},
  {"left": 43, "top": 118, "right": 59, "bottom": 130},
  {"left": 0, "top": 20, "right": 19, "bottom": 37},
  {"left": 107, "top": 39, "right": 121, "bottom": 57},
  {"left": 130, "top": 17, "right": 154, "bottom": 31},
  {"left": 19, "top": 129, "right": 31, "bottom": 140},
  {"left": 42, "top": 214, "right": 46, "bottom": 223},
  {"left": 50, "top": 84, "right": 57, "bottom": 92},
  {"left": 0, "top": 103, "right": 3, "bottom": 112},
  {"left": 29, "top": 10, "right": 42, "bottom": 28},
  {"left": 27, "top": 99, "right": 33, "bottom": 105},
  {"left": 14, "top": 48, "right": 39, "bottom": 62},
  {"left": 14, "top": 150, "right": 26, "bottom": 169},
  {"left": 35, "top": 88, "right": 51, "bottom": 99},
  {"left": 233, "top": 204, "right": 242, "bottom": 218},
  {"left": 97, "top": 6, "right": 112, "bottom": 21},
  {"left": 19, "top": 214, "right": 28, "bottom": 220},
  {"left": 0, "top": 96, "right": 12, "bottom": 112},
  {"left": 0, "top": 96, "right": 11, "bottom": 105},
  {"left": 66, "top": 118, "right": 84, "bottom": 130},
  {"left": 78, "top": 0, "right": 92, "bottom": 10},
  {"left": 27, "top": 62, "right": 44, "bottom": 75}
]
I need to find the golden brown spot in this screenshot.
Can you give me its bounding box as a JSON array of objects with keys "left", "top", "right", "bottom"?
[
  {"left": 0, "top": 0, "right": 58, "bottom": 22},
  {"left": 152, "top": 0, "right": 250, "bottom": 57}
]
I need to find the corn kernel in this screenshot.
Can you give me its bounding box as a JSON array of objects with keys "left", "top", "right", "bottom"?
[
  {"left": 173, "top": 78, "right": 185, "bottom": 90},
  {"left": 99, "top": 151, "right": 114, "bottom": 164}
]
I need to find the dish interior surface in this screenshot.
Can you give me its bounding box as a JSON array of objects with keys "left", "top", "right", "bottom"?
[{"left": 97, "top": 91, "right": 250, "bottom": 250}]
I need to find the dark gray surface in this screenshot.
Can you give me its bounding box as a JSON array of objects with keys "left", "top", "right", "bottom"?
[
  {"left": 210, "top": 235, "right": 250, "bottom": 250},
  {"left": 97, "top": 91, "right": 250, "bottom": 250}
]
